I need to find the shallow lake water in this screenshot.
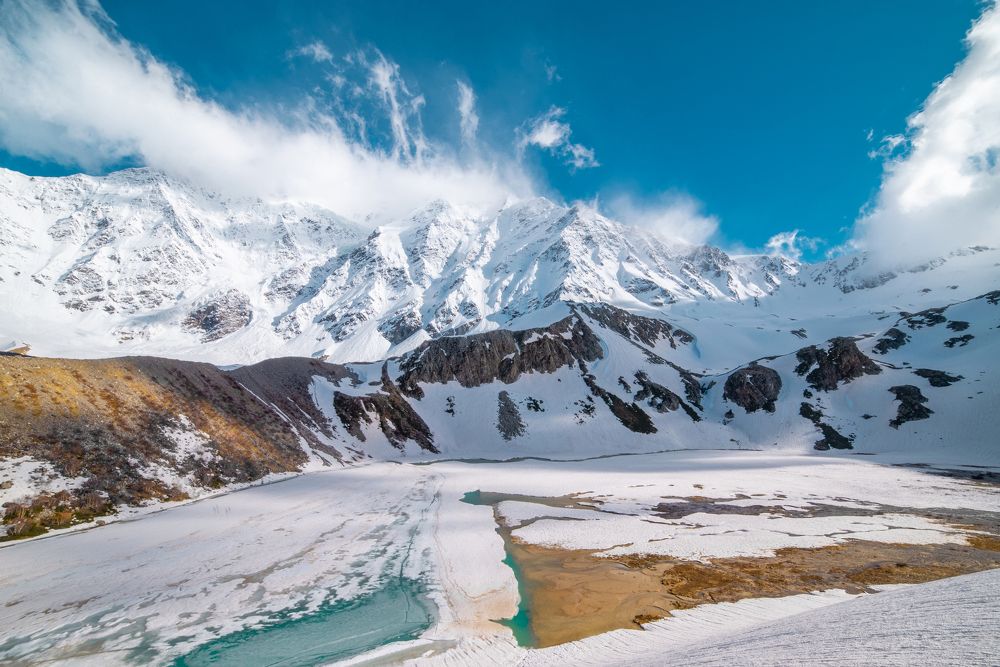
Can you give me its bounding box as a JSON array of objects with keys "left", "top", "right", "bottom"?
[{"left": 173, "top": 577, "right": 435, "bottom": 667}]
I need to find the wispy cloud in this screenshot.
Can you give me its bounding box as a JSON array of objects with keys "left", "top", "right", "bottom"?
[
  {"left": 518, "top": 106, "right": 598, "bottom": 170},
  {"left": 764, "top": 229, "right": 823, "bottom": 261},
  {"left": 0, "top": 1, "right": 527, "bottom": 221},
  {"left": 456, "top": 80, "right": 479, "bottom": 148},
  {"left": 854, "top": 1, "right": 1000, "bottom": 267},
  {"left": 288, "top": 40, "right": 333, "bottom": 63},
  {"left": 605, "top": 192, "right": 718, "bottom": 246},
  {"left": 364, "top": 50, "right": 428, "bottom": 163}
]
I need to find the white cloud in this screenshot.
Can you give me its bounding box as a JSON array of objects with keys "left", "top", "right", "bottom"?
[
  {"left": 854, "top": 2, "right": 1000, "bottom": 267},
  {"left": 289, "top": 40, "right": 333, "bottom": 63},
  {"left": 365, "top": 50, "right": 428, "bottom": 163},
  {"left": 606, "top": 192, "right": 719, "bottom": 246},
  {"left": 764, "top": 229, "right": 822, "bottom": 261},
  {"left": 518, "top": 106, "right": 598, "bottom": 170},
  {"left": 544, "top": 62, "right": 560, "bottom": 83},
  {"left": 456, "top": 80, "right": 478, "bottom": 148},
  {"left": 0, "top": 1, "right": 527, "bottom": 221}
]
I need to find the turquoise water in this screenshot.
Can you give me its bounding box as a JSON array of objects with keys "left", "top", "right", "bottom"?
[
  {"left": 460, "top": 490, "right": 537, "bottom": 647},
  {"left": 172, "top": 578, "right": 434, "bottom": 667}
]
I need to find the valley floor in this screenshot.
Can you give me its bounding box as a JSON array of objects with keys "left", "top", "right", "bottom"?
[{"left": 0, "top": 450, "right": 997, "bottom": 665}]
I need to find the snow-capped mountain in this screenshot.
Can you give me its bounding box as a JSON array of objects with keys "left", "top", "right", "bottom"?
[
  {"left": 2, "top": 166, "right": 999, "bottom": 540},
  {"left": 1, "top": 167, "right": 812, "bottom": 364},
  {"left": 4, "top": 167, "right": 996, "bottom": 368}
]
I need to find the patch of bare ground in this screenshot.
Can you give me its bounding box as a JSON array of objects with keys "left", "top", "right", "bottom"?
[
  {"left": 507, "top": 536, "right": 1000, "bottom": 648},
  {"left": 484, "top": 493, "right": 1000, "bottom": 648},
  {"left": 0, "top": 354, "right": 311, "bottom": 539}
]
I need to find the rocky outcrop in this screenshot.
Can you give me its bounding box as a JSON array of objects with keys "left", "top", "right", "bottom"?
[
  {"left": 333, "top": 365, "right": 436, "bottom": 452},
  {"left": 888, "top": 385, "right": 933, "bottom": 429},
  {"left": 799, "top": 402, "right": 853, "bottom": 450},
  {"left": 723, "top": 363, "right": 781, "bottom": 413},
  {"left": 900, "top": 306, "right": 948, "bottom": 329},
  {"left": 913, "top": 368, "right": 964, "bottom": 388},
  {"left": 497, "top": 391, "right": 526, "bottom": 440},
  {"left": 581, "top": 366, "right": 656, "bottom": 434},
  {"left": 377, "top": 309, "right": 423, "bottom": 345},
  {"left": 944, "top": 334, "right": 974, "bottom": 348},
  {"left": 873, "top": 328, "right": 909, "bottom": 355},
  {"left": 576, "top": 303, "right": 693, "bottom": 349},
  {"left": 182, "top": 290, "right": 253, "bottom": 342},
  {"left": 795, "top": 338, "right": 881, "bottom": 391},
  {"left": 396, "top": 316, "right": 602, "bottom": 396},
  {"left": 633, "top": 372, "right": 700, "bottom": 421}
]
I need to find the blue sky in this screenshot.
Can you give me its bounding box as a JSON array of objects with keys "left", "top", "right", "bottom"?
[{"left": 0, "top": 0, "right": 992, "bottom": 260}]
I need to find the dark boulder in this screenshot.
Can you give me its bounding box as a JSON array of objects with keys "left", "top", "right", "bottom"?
[
  {"left": 795, "top": 337, "right": 881, "bottom": 391},
  {"left": 888, "top": 385, "right": 933, "bottom": 429},
  {"left": 723, "top": 362, "right": 781, "bottom": 413}
]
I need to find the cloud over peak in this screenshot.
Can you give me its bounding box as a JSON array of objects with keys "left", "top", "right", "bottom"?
[
  {"left": 855, "top": 2, "right": 1000, "bottom": 267},
  {"left": 0, "top": 0, "right": 526, "bottom": 222},
  {"left": 518, "top": 106, "right": 599, "bottom": 170}
]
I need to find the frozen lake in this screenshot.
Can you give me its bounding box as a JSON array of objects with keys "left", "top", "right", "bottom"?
[{"left": 1, "top": 450, "right": 997, "bottom": 665}]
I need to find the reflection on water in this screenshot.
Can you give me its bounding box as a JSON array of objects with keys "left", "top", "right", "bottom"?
[{"left": 173, "top": 578, "right": 434, "bottom": 667}]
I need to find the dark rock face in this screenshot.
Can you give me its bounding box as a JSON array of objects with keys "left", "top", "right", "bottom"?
[
  {"left": 946, "top": 320, "right": 970, "bottom": 332},
  {"left": 378, "top": 309, "right": 423, "bottom": 344},
  {"left": 333, "top": 365, "right": 436, "bottom": 452},
  {"left": 901, "top": 307, "right": 948, "bottom": 329},
  {"left": 795, "top": 338, "right": 881, "bottom": 391},
  {"left": 888, "top": 385, "right": 933, "bottom": 429},
  {"left": 913, "top": 368, "right": 964, "bottom": 388},
  {"left": 581, "top": 366, "right": 657, "bottom": 434},
  {"left": 798, "top": 402, "right": 853, "bottom": 450},
  {"left": 182, "top": 290, "right": 252, "bottom": 342},
  {"left": 944, "top": 334, "right": 974, "bottom": 348},
  {"left": 633, "top": 371, "right": 701, "bottom": 421},
  {"left": 723, "top": 363, "right": 781, "bottom": 413},
  {"left": 986, "top": 290, "right": 1000, "bottom": 306},
  {"left": 497, "top": 391, "right": 526, "bottom": 440},
  {"left": 396, "top": 316, "right": 602, "bottom": 396},
  {"left": 873, "top": 328, "right": 909, "bottom": 355},
  {"left": 576, "top": 303, "right": 693, "bottom": 349}
]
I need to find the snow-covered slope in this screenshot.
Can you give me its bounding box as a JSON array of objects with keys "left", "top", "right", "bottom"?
[
  {"left": 7, "top": 167, "right": 995, "bottom": 367},
  {"left": 638, "top": 568, "right": 1000, "bottom": 667}
]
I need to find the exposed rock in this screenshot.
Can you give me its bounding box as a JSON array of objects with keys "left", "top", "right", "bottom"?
[
  {"left": 575, "top": 303, "right": 693, "bottom": 349},
  {"left": 182, "top": 290, "right": 252, "bottom": 342},
  {"left": 333, "top": 365, "right": 436, "bottom": 452},
  {"left": 986, "top": 290, "right": 1000, "bottom": 306},
  {"left": 901, "top": 307, "right": 947, "bottom": 329},
  {"left": 873, "top": 328, "right": 909, "bottom": 354},
  {"left": 795, "top": 338, "right": 881, "bottom": 391},
  {"left": 581, "top": 367, "right": 656, "bottom": 434},
  {"left": 946, "top": 320, "right": 970, "bottom": 332},
  {"left": 377, "top": 309, "right": 423, "bottom": 345},
  {"left": 396, "top": 316, "right": 602, "bottom": 396},
  {"left": 888, "top": 385, "right": 933, "bottom": 429},
  {"left": 633, "top": 371, "right": 701, "bottom": 421},
  {"left": 913, "top": 369, "right": 964, "bottom": 388},
  {"left": 497, "top": 391, "right": 526, "bottom": 440},
  {"left": 944, "top": 334, "right": 974, "bottom": 348},
  {"left": 723, "top": 363, "right": 781, "bottom": 413},
  {"left": 798, "top": 402, "right": 853, "bottom": 450}
]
